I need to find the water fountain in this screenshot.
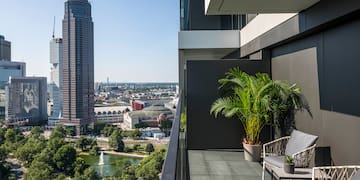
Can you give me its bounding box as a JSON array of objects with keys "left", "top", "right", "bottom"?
[{"left": 98, "top": 151, "right": 104, "bottom": 165}]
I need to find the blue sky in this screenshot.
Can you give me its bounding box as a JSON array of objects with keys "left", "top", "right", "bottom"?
[{"left": 0, "top": 0, "right": 179, "bottom": 82}]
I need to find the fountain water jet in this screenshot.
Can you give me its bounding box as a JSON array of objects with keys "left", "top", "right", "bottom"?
[{"left": 99, "top": 151, "right": 104, "bottom": 165}]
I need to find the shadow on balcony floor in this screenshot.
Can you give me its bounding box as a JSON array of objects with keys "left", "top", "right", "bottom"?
[{"left": 189, "top": 150, "right": 271, "bottom": 180}]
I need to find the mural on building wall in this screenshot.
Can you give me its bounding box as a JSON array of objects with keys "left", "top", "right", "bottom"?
[{"left": 20, "top": 82, "right": 39, "bottom": 116}]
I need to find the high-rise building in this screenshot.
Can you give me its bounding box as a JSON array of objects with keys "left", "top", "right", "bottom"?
[
  {"left": 5, "top": 77, "right": 47, "bottom": 125},
  {"left": 0, "top": 61, "right": 26, "bottom": 89},
  {"left": 0, "top": 35, "right": 11, "bottom": 61},
  {"left": 61, "top": 0, "right": 94, "bottom": 134},
  {"left": 48, "top": 38, "right": 63, "bottom": 126}
]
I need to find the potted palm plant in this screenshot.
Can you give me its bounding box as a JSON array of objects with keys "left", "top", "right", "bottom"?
[
  {"left": 284, "top": 156, "right": 295, "bottom": 174},
  {"left": 210, "top": 68, "right": 310, "bottom": 162}
]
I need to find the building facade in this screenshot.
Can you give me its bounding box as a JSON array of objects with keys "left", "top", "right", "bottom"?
[
  {"left": 94, "top": 106, "right": 130, "bottom": 124},
  {"left": 61, "top": 0, "right": 94, "bottom": 134},
  {"left": 179, "top": 0, "right": 360, "bottom": 166},
  {"left": 5, "top": 77, "right": 47, "bottom": 125},
  {"left": 48, "top": 38, "right": 63, "bottom": 126},
  {"left": 0, "top": 35, "right": 11, "bottom": 61}
]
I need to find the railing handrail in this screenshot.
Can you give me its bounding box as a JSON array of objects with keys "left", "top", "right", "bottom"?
[{"left": 161, "top": 91, "right": 182, "bottom": 180}]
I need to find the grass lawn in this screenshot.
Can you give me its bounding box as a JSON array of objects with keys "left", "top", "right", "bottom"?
[{"left": 155, "top": 144, "right": 168, "bottom": 152}]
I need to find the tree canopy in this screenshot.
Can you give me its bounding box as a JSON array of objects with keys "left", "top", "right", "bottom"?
[
  {"left": 53, "top": 144, "right": 77, "bottom": 175},
  {"left": 109, "top": 130, "right": 124, "bottom": 152}
]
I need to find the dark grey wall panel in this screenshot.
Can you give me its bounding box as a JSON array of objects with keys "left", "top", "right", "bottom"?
[
  {"left": 272, "top": 18, "right": 360, "bottom": 117},
  {"left": 186, "top": 60, "right": 271, "bottom": 150},
  {"left": 299, "top": 0, "right": 360, "bottom": 32},
  {"left": 241, "top": 0, "right": 360, "bottom": 58},
  {"left": 187, "top": 0, "right": 242, "bottom": 30}
]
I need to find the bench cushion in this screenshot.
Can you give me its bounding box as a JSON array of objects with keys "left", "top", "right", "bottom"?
[
  {"left": 264, "top": 156, "right": 285, "bottom": 168},
  {"left": 351, "top": 170, "right": 360, "bottom": 180},
  {"left": 285, "top": 130, "right": 318, "bottom": 156}
]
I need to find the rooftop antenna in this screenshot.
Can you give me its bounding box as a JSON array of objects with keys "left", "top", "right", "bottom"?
[{"left": 52, "top": 16, "right": 55, "bottom": 39}]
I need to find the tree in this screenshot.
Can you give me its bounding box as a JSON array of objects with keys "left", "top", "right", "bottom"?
[
  {"left": 15, "top": 136, "right": 46, "bottom": 167},
  {"left": 47, "top": 137, "right": 66, "bottom": 155},
  {"left": 34, "top": 148, "right": 54, "bottom": 168},
  {"left": 74, "top": 157, "right": 89, "bottom": 175},
  {"left": 109, "top": 130, "right": 124, "bottom": 152},
  {"left": 74, "top": 167, "right": 101, "bottom": 180},
  {"left": 77, "top": 136, "right": 89, "bottom": 151},
  {"left": 160, "top": 120, "right": 172, "bottom": 136},
  {"left": 134, "top": 122, "right": 148, "bottom": 129},
  {"left": 65, "top": 126, "right": 76, "bottom": 137},
  {"left": 131, "top": 129, "right": 142, "bottom": 139},
  {"left": 0, "top": 118, "right": 5, "bottom": 125},
  {"left": 25, "top": 160, "right": 53, "bottom": 180},
  {"left": 50, "top": 125, "right": 66, "bottom": 139},
  {"left": 5, "top": 128, "right": 23, "bottom": 143},
  {"left": 89, "top": 145, "right": 99, "bottom": 156},
  {"left": 93, "top": 120, "right": 106, "bottom": 135},
  {"left": 55, "top": 174, "right": 66, "bottom": 180},
  {"left": 0, "top": 161, "right": 11, "bottom": 178},
  {"left": 0, "top": 146, "right": 7, "bottom": 161},
  {"left": 145, "top": 143, "right": 154, "bottom": 155},
  {"left": 133, "top": 144, "right": 141, "bottom": 152},
  {"left": 0, "top": 128, "right": 6, "bottom": 145},
  {"left": 122, "top": 151, "right": 165, "bottom": 180},
  {"left": 101, "top": 125, "right": 117, "bottom": 137},
  {"left": 53, "top": 144, "right": 77, "bottom": 175},
  {"left": 30, "top": 126, "right": 43, "bottom": 138}
]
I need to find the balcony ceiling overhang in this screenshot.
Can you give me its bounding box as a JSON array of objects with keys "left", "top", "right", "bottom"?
[
  {"left": 205, "top": 0, "right": 320, "bottom": 14},
  {"left": 179, "top": 30, "right": 240, "bottom": 50}
]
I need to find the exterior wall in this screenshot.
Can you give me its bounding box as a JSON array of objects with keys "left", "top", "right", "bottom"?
[
  {"left": 0, "top": 35, "right": 11, "bottom": 61},
  {"left": 271, "top": 18, "right": 360, "bottom": 164},
  {"left": 179, "top": 30, "right": 240, "bottom": 49},
  {"left": 123, "top": 113, "right": 139, "bottom": 130},
  {"left": 95, "top": 113, "right": 124, "bottom": 124},
  {"left": 94, "top": 106, "right": 130, "bottom": 124},
  {"left": 240, "top": 13, "right": 297, "bottom": 46},
  {"left": 178, "top": 49, "right": 236, "bottom": 96},
  {"left": 61, "top": 0, "right": 94, "bottom": 133}
]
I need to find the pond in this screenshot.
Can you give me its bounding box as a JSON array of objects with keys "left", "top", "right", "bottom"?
[{"left": 80, "top": 153, "right": 141, "bottom": 177}]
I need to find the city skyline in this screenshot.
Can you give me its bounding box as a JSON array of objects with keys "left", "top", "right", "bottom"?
[{"left": 0, "top": 0, "right": 179, "bottom": 83}]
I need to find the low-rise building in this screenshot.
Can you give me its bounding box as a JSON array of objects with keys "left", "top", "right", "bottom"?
[
  {"left": 94, "top": 106, "right": 131, "bottom": 124},
  {"left": 123, "top": 105, "right": 173, "bottom": 130}
]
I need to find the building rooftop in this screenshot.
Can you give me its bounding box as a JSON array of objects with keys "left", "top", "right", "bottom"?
[{"left": 94, "top": 106, "right": 131, "bottom": 113}]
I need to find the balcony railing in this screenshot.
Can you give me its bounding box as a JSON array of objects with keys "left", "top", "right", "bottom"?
[{"left": 161, "top": 92, "right": 187, "bottom": 180}]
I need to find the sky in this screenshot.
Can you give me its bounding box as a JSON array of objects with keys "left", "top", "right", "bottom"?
[{"left": 0, "top": 0, "right": 179, "bottom": 83}]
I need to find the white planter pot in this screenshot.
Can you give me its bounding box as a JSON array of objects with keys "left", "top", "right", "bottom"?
[{"left": 243, "top": 143, "right": 262, "bottom": 162}]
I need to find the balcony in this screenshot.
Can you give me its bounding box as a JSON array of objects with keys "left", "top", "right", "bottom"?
[
  {"left": 205, "top": 0, "right": 320, "bottom": 14},
  {"left": 160, "top": 92, "right": 271, "bottom": 179}
]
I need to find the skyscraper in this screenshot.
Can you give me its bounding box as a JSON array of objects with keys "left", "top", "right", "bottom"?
[
  {"left": 48, "top": 38, "right": 63, "bottom": 126},
  {"left": 61, "top": 0, "right": 94, "bottom": 135},
  {"left": 0, "top": 35, "right": 11, "bottom": 61}
]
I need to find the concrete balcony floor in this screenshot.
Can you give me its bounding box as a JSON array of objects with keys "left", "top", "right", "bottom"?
[{"left": 189, "top": 150, "right": 271, "bottom": 180}]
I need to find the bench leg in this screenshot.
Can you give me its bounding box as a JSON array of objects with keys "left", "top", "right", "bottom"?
[{"left": 262, "top": 162, "right": 266, "bottom": 180}]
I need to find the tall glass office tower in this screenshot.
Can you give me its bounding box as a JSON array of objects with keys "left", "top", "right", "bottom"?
[
  {"left": 61, "top": 0, "right": 94, "bottom": 135},
  {"left": 48, "top": 38, "right": 63, "bottom": 126}
]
